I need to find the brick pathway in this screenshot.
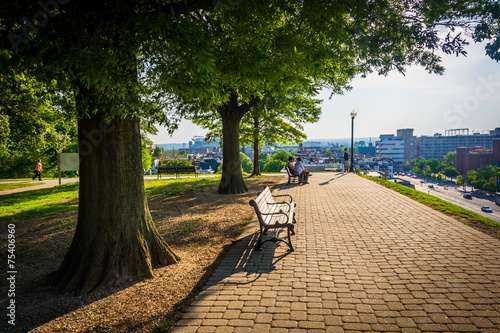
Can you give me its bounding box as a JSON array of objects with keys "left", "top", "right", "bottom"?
[{"left": 172, "top": 173, "right": 500, "bottom": 332}]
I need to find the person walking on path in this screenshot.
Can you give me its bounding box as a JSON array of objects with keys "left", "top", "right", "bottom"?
[
  {"left": 32, "top": 159, "right": 43, "bottom": 181},
  {"left": 295, "top": 157, "right": 310, "bottom": 184},
  {"left": 343, "top": 148, "right": 349, "bottom": 173}
]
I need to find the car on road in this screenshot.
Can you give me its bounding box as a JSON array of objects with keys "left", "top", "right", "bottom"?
[
  {"left": 428, "top": 184, "right": 434, "bottom": 188},
  {"left": 481, "top": 206, "right": 493, "bottom": 213},
  {"left": 463, "top": 193, "right": 472, "bottom": 199},
  {"left": 420, "top": 180, "right": 426, "bottom": 184}
]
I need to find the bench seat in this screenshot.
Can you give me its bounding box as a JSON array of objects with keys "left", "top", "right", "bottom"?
[{"left": 286, "top": 166, "right": 299, "bottom": 185}]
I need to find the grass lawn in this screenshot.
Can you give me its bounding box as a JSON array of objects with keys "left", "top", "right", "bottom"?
[
  {"left": 0, "top": 183, "right": 80, "bottom": 221},
  {"left": 360, "top": 174, "right": 500, "bottom": 229},
  {"left": 0, "top": 177, "right": 223, "bottom": 222},
  {"left": 0, "top": 182, "right": 45, "bottom": 192}
]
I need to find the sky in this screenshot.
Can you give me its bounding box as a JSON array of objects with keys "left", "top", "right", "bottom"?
[{"left": 149, "top": 43, "right": 500, "bottom": 144}]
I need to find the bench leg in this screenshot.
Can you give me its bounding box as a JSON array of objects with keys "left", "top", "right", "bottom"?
[
  {"left": 286, "top": 227, "right": 294, "bottom": 251},
  {"left": 255, "top": 226, "right": 295, "bottom": 252},
  {"left": 255, "top": 225, "right": 264, "bottom": 250}
]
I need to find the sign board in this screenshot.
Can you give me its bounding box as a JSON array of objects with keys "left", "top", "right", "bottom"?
[
  {"left": 60, "top": 153, "right": 79, "bottom": 171},
  {"left": 58, "top": 153, "right": 79, "bottom": 185}
]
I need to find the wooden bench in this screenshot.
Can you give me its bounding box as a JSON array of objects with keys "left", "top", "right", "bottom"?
[
  {"left": 285, "top": 166, "right": 299, "bottom": 185},
  {"left": 249, "top": 186, "right": 296, "bottom": 251},
  {"left": 157, "top": 166, "right": 177, "bottom": 179},
  {"left": 157, "top": 166, "right": 198, "bottom": 179},
  {"left": 177, "top": 166, "right": 198, "bottom": 178}
]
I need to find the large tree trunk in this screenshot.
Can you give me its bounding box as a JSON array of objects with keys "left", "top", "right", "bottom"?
[
  {"left": 51, "top": 93, "right": 179, "bottom": 293},
  {"left": 251, "top": 116, "right": 261, "bottom": 177},
  {"left": 218, "top": 93, "right": 254, "bottom": 194}
]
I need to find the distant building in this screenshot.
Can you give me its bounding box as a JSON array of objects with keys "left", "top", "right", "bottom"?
[
  {"left": 196, "top": 158, "right": 222, "bottom": 172},
  {"left": 419, "top": 128, "right": 500, "bottom": 160},
  {"left": 455, "top": 139, "right": 500, "bottom": 175},
  {"left": 358, "top": 142, "right": 376, "bottom": 157},
  {"left": 243, "top": 146, "right": 253, "bottom": 160},
  {"left": 376, "top": 129, "right": 417, "bottom": 166},
  {"left": 303, "top": 141, "right": 321, "bottom": 147},
  {"left": 189, "top": 136, "right": 219, "bottom": 153}
]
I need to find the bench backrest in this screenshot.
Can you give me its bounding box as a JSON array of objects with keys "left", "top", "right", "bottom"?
[
  {"left": 177, "top": 166, "right": 197, "bottom": 173},
  {"left": 158, "top": 167, "right": 177, "bottom": 173},
  {"left": 285, "top": 166, "right": 295, "bottom": 177},
  {"left": 249, "top": 186, "right": 276, "bottom": 215}
]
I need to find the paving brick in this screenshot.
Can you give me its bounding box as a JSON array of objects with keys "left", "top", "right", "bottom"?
[
  {"left": 255, "top": 313, "right": 273, "bottom": 324},
  {"left": 202, "top": 319, "right": 229, "bottom": 326},
  {"left": 169, "top": 174, "right": 500, "bottom": 333},
  {"left": 395, "top": 317, "right": 415, "bottom": 328},
  {"left": 214, "top": 327, "right": 234, "bottom": 333},
  {"left": 271, "top": 320, "right": 298, "bottom": 328}
]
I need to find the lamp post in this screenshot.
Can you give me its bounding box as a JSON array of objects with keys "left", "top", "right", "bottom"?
[{"left": 350, "top": 108, "right": 357, "bottom": 172}]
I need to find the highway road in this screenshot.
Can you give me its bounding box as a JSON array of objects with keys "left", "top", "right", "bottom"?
[{"left": 370, "top": 172, "right": 500, "bottom": 223}]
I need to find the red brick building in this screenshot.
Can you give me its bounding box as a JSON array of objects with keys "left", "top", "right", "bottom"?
[{"left": 455, "top": 139, "right": 500, "bottom": 175}]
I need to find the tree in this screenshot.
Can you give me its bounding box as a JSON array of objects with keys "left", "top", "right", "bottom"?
[
  {"left": 1, "top": 0, "right": 202, "bottom": 292},
  {"left": 153, "top": 1, "right": 499, "bottom": 194},
  {"left": 427, "top": 158, "right": 445, "bottom": 174},
  {"left": 240, "top": 152, "right": 253, "bottom": 174},
  {"left": 271, "top": 150, "right": 293, "bottom": 163},
  {"left": 142, "top": 146, "right": 153, "bottom": 171},
  {"left": 474, "top": 165, "right": 500, "bottom": 192},
  {"left": 192, "top": 92, "right": 321, "bottom": 176},
  {"left": 263, "top": 159, "right": 286, "bottom": 173},
  {"left": 467, "top": 170, "right": 478, "bottom": 191},
  {"left": 443, "top": 151, "right": 456, "bottom": 166},
  {"left": 444, "top": 165, "right": 459, "bottom": 180},
  {"left": 0, "top": 65, "right": 77, "bottom": 178},
  {"left": 153, "top": 147, "right": 162, "bottom": 157},
  {"left": 411, "top": 157, "right": 427, "bottom": 175},
  {"left": 159, "top": 159, "right": 192, "bottom": 167},
  {"left": 355, "top": 141, "right": 366, "bottom": 147},
  {"left": 240, "top": 93, "right": 321, "bottom": 176},
  {"left": 259, "top": 153, "right": 270, "bottom": 173}
]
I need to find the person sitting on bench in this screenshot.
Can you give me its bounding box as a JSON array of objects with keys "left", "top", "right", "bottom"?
[
  {"left": 287, "top": 156, "right": 299, "bottom": 176},
  {"left": 294, "top": 157, "right": 310, "bottom": 184}
]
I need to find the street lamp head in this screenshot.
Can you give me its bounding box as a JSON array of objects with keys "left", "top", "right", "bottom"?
[{"left": 350, "top": 108, "right": 357, "bottom": 118}]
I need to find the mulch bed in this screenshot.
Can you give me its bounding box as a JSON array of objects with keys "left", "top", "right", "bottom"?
[{"left": 0, "top": 176, "right": 281, "bottom": 332}]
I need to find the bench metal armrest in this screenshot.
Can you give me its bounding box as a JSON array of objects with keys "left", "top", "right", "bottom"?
[
  {"left": 260, "top": 209, "right": 292, "bottom": 224},
  {"left": 271, "top": 194, "right": 293, "bottom": 203},
  {"left": 267, "top": 201, "right": 292, "bottom": 213}
]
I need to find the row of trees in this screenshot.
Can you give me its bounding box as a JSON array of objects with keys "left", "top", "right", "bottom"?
[
  {"left": 2, "top": 0, "right": 499, "bottom": 292},
  {"left": 411, "top": 155, "right": 459, "bottom": 180},
  {"left": 218, "top": 150, "right": 293, "bottom": 174},
  {"left": 457, "top": 165, "right": 500, "bottom": 193},
  {"left": 411, "top": 153, "right": 500, "bottom": 193}
]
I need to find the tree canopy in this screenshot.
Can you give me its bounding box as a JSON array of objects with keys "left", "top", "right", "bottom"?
[
  {"left": 1, "top": 0, "right": 499, "bottom": 292},
  {"left": 148, "top": 0, "right": 500, "bottom": 193}
]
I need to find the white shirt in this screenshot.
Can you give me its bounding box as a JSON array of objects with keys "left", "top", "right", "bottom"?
[{"left": 295, "top": 161, "right": 305, "bottom": 175}]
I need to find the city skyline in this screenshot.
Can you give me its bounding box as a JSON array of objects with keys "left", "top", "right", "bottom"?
[{"left": 149, "top": 42, "right": 499, "bottom": 144}]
